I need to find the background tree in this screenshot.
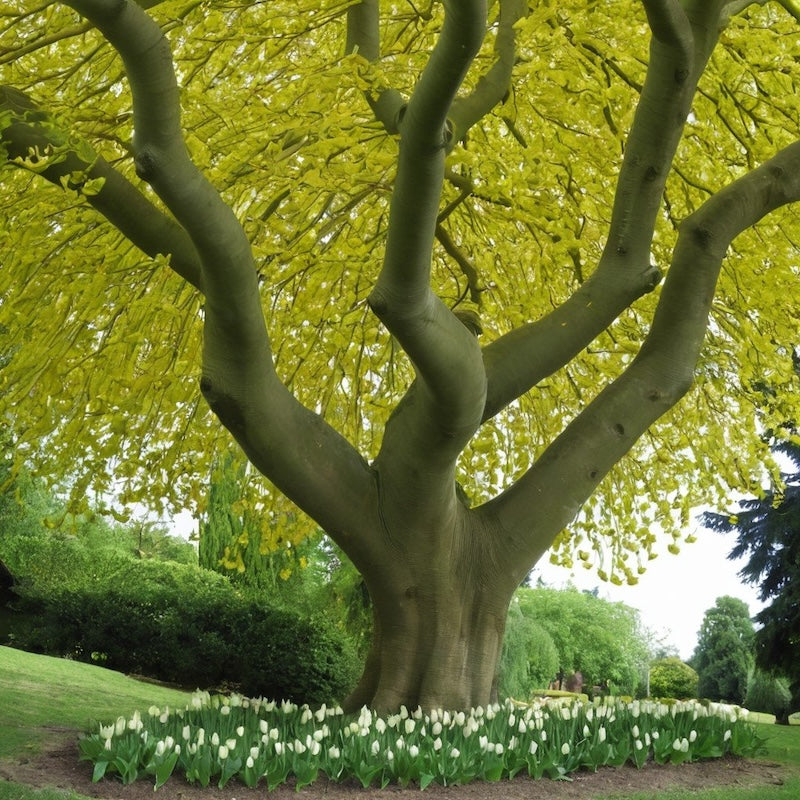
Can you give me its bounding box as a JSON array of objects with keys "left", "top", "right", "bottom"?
[
  {"left": 744, "top": 669, "right": 792, "bottom": 720},
  {"left": 702, "top": 437, "right": 800, "bottom": 709},
  {"left": 515, "top": 586, "right": 652, "bottom": 696},
  {"left": 199, "top": 451, "right": 313, "bottom": 590},
  {"left": 199, "top": 452, "right": 373, "bottom": 642},
  {"left": 690, "top": 595, "right": 754, "bottom": 704},
  {"left": 498, "top": 603, "right": 559, "bottom": 700},
  {"left": 2, "top": 1, "right": 800, "bottom": 709}
]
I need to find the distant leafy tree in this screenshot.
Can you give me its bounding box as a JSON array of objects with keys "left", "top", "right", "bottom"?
[
  {"left": 702, "top": 439, "right": 800, "bottom": 708},
  {"left": 690, "top": 596, "right": 754, "bottom": 704},
  {"left": 515, "top": 586, "right": 652, "bottom": 695}
]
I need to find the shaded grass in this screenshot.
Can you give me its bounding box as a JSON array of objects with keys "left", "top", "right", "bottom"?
[{"left": 0, "top": 645, "right": 191, "bottom": 759}]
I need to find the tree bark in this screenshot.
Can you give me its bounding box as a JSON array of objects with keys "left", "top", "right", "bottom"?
[{"left": 343, "top": 512, "right": 515, "bottom": 713}]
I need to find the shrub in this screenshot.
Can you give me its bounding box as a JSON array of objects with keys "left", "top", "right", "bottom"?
[
  {"left": 13, "top": 556, "right": 359, "bottom": 704},
  {"left": 649, "top": 657, "right": 699, "bottom": 699},
  {"left": 744, "top": 670, "right": 792, "bottom": 720}
]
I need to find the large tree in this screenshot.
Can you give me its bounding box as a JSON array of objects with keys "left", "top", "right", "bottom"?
[
  {"left": 2, "top": 0, "right": 800, "bottom": 710},
  {"left": 690, "top": 595, "right": 755, "bottom": 704}
]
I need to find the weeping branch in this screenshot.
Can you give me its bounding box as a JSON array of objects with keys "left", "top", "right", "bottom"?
[
  {"left": 345, "top": 0, "right": 406, "bottom": 134},
  {"left": 0, "top": 84, "right": 203, "bottom": 291},
  {"left": 435, "top": 223, "right": 483, "bottom": 305}
]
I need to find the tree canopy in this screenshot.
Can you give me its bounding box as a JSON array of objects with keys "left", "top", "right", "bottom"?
[
  {"left": 2, "top": 1, "right": 799, "bottom": 582},
  {"left": 2, "top": 1, "right": 800, "bottom": 709}
]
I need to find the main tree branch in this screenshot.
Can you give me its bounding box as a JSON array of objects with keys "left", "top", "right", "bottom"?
[
  {"left": 369, "top": 0, "right": 488, "bottom": 468},
  {"left": 62, "top": 0, "right": 380, "bottom": 559},
  {"left": 479, "top": 139, "right": 800, "bottom": 581}
]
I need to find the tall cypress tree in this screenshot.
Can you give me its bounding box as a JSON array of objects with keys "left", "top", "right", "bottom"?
[{"left": 690, "top": 596, "right": 754, "bottom": 704}]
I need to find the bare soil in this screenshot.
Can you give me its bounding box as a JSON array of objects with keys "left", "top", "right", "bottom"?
[{"left": 0, "top": 733, "right": 789, "bottom": 800}]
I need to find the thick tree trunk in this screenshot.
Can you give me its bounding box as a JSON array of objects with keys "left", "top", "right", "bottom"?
[{"left": 343, "top": 542, "right": 513, "bottom": 713}]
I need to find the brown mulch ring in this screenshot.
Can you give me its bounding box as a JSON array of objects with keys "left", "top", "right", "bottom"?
[{"left": 0, "top": 733, "right": 789, "bottom": 800}]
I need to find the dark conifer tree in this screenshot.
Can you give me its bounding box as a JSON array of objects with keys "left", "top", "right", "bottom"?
[{"left": 702, "top": 440, "right": 800, "bottom": 707}]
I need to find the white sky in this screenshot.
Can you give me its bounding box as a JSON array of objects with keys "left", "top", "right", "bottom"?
[{"left": 531, "top": 524, "right": 764, "bottom": 661}]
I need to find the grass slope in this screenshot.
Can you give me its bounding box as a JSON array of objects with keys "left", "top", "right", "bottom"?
[{"left": 0, "top": 646, "right": 191, "bottom": 759}]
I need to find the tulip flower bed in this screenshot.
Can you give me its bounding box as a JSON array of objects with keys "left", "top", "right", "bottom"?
[{"left": 79, "top": 692, "right": 764, "bottom": 790}]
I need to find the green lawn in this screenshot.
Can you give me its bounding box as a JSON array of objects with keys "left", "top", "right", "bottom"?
[
  {"left": 0, "top": 645, "right": 191, "bottom": 759},
  {"left": 762, "top": 724, "right": 800, "bottom": 765},
  {"left": 0, "top": 645, "right": 798, "bottom": 800}
]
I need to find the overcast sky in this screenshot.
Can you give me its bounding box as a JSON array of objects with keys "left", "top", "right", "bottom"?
[{"left": 531, "top": 521, "right": 764, "bottom": 661}]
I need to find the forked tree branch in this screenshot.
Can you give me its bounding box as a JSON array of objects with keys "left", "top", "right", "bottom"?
[
  {"left": 479, "top": 139, "right": 800, "bottom": 581},
  {"left": 480, "top": 0, "right": 730, "bottom": 422},
  {"left": 370, "top": 3, "right": 487, "bottom": 404},
  {"left": 366, "top": 0, "right": 491, "bottom": 530}
]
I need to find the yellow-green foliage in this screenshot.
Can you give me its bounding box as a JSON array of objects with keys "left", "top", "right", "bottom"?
[{"left": 1, "top": 1, "right": 799, "bottom": 583}]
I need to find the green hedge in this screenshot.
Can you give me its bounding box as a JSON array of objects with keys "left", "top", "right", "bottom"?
[{"left": 10, "top": 556, "right": 359, "bottom": 705}]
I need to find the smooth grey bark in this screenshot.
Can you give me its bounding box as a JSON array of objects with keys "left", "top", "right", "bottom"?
[{"left": 6, "top": 0, "right": 800, "bottom": 709}]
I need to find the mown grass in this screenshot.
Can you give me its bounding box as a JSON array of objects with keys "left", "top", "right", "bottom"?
[
  {"left": 0, "top": 785, "right": 88, "bottom": 800},
  {"left": 0, "top": 645, "right": 798, "bottom": 800},
  {"left": 0, "top": 645, "right": 191, "bottom": 759},
  {"left": 761, "top": 724, "right": 800, "bottom": 765},
  {"left": 600, "top": 782, "right": 800, "bottom": 800}
]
